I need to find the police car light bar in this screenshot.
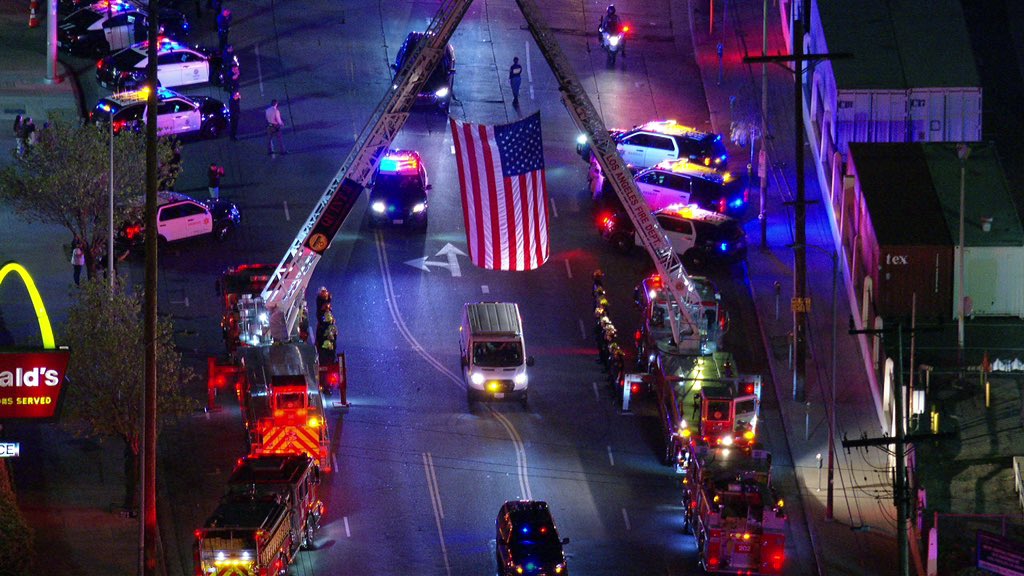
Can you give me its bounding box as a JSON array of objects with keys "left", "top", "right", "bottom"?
[
  {"left": 639, "top": 119, "right": 708, "bottom": 138},
  {"left": 379, "top": 153, "right": 419, "bottom": 173}
]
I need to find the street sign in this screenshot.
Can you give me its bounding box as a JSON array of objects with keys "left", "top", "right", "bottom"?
[
  {"left": 977, "top": 530, "right": 1024, "bottom": 576},
  {"left": 791, "top": 297, "right": 811, "bottom": 313},
  {"left": 0, "top": 443, "right": 20, "bottom": 458}
]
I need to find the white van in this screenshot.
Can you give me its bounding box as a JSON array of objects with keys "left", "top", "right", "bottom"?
[{"left": 460, "top": 302, "right": 534, "bottom": 405}]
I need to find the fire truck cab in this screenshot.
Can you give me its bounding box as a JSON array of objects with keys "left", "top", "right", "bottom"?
[
  {"left": 682, "top": 445, "right": 786, "bottom": 575},
  {"left": 634, "top": 273, "right": 727, "bottom": 371},
  {"left": 193, "top": 493, "right": 293, "bottom": 576}
]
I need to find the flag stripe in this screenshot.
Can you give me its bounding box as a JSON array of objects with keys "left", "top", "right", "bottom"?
[{"left": 449, "top": 118, "right": 476, "bottom": 266}]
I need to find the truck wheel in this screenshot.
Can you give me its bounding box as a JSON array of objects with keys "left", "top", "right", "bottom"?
[{"left": 467, "top": 387, "right": 476, "bottom": 405}]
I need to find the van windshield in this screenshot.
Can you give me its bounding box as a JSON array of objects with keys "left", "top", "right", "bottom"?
[{"left": 472, "top": 341, "right": 523, "bottom": 367}]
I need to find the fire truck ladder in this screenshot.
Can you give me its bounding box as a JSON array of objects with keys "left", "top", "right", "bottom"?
[
  {"left": 244, "top": 0, "right": 476, "bottom": 343},
  {"left": 246, "top": 0, "right": 710, "bottom": 353},
  {"left": 513, "top": 0, "right": 709, "bottom": 353}
]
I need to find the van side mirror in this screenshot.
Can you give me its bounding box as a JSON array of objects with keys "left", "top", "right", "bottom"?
[
  {"left": 425, "top": 184, "right": 433, "bottom": 190},
  {"left": 390, "top": 63, "right": 397, "bottom": 71},
  {"left": 561, "top": 537, "right": 570, "bottom": 545},
  {"left": 526, "top": 356, "right": 535, "bottom": 367}
]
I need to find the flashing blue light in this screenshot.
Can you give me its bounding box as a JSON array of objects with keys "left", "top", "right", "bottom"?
[
  {"left": 521, "top": 526, "right": 530, "bottom": 534},
  {"left": 379, "top": 157, "right": 398, "bottom": 172},
  {"left": 728, "top": 197, "right": 745, "bottom": 209},
  {"left": 719, "top": 242, "right": 729, "bottom": 252},
  {"left": 98, "top": 103, "right": 111, "bottom": 112}
]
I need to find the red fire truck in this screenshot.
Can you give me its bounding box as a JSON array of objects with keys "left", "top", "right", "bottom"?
[
  {"left": 651, "top": 349, "right": 760, "bottom": 466},
  {"left": 234, "top": 344, "right": 331, "bottom": 472},
  {"left": 682, "top": 444, "right": 786, "bottom": 574},
  {"left": 226, "top": 454, "right": 324, "bottom": 550},
  {"left": 193, "top": 493, "right": 293, "bottom": 576}
]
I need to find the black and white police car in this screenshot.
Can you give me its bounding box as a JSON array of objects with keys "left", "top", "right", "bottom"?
[
  {"left": 600, "top": 203, "right": 747, "bottom": 269},
  {"left": 97, "top": 37, "right": 224, "bottom": 91},
  {"left": 635, "top": 158, "right": 747, "bottom": 217},
  {"left": 368, "top": 150, "right": 431, "bottom": 229},
  {"left": 393, "top": 32, "right": 456, "bottom": 112},
  {"left": 92, "top": 86, "right": 229, "bottom": 138},
  {"left": 577, "top": 119, "right": 729, "bottom": 171},
  {"left": 118, "top": 191, "right": 240, "bottom": 250},
  {"left": 58, "top": 0, "right": 190, "bottom": 56}
]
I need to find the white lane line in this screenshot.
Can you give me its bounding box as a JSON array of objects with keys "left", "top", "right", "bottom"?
[
  {"left": 607, "top": 445, "right": 615, "bottom": 466},
  {"left": 423, "top": 453, "right": 452, "bottom": 576},
  {"left": 593, "top": 382, "right": 600, "bottom": 401},
  {"left": 450, "top": 145, "right": 456, "bottom": 155},
  {"left": 343, "top": 516, "right": 351, "bottom": 538},
  {"left": 425, "top": 453, "right": 445, "bottom": 519},
  {"left": 564, "top": 259, "right": 573, "bottom": 279},
  {"left": 549, "top": 197, "right": 559, "bottom": 218},
  {"left": 491, "top": 409, "right": 532, "bottom": 500},
  {"left": 578, "top": 319, "right": 586, "bottom": 340},
  {"left": 283, "top": 201, "right": 290, "bottom": 221},
  {"left": 482, "top": 285, "right": 490, "bottom": 294},
  {"left": 255, "top": 44, "right": 265, "bottom": 97},
  {"left": 622, "top": 508, "right": 631, "bottom": 530}
]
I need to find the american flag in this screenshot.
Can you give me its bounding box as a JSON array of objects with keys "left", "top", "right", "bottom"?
[{"left": 449, "top": 112, "right": 550, "bottom": 271}]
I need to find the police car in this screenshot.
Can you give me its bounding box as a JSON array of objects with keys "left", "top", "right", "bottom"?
[
  {"left": 599, "top": 203, "right": 747, "bottom": 269},
  {"left": 58, "top": 0, "right": 190, "bottom": 56},
  {"left": 368, "top": 150, "right": 431, "bottom": 229},
  {"left": 635, "top": 158, "right": 747, "bottom": 217},
  {"left": 392, "top": 32, "right": 456, "bottom": 112},
  {"left": 118, "top": 191, "right": 240, "bottom": 250},
  {"left": 577, "top": 119, "right": 729, "bottom": 171},
  {"left": 97, "top": 37, "right": 222, "bottom": 91},
  {"left": 92, "top": 86, "right": 229, "bottom": 138}
]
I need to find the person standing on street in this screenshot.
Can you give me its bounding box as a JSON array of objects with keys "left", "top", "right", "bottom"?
[
  {"left": 216, "top": 8, "right": 232, "bottom": 50},
  {"left": 228, "top": 89, "right": 241, "bottom": 140},
  {"left": 208, "top": 162, "right": 225, "bottom": 199},
  {"left": 13, "top": 115, "right": 24, "bottom": 155},
  {"left": 509, "top": 57, "right": 523, "bottom": 108},
  {"left": 71, "top": 238, "right": 85, "bottom": 286},
  {"left": 265, "top": 99, "right": 286, "bottom": 155}
]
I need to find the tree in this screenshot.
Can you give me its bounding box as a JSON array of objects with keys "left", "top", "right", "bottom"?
[
  {"left": 0, "top": 461, "right": 33, "bottom": 576},
  {"left": 61, "top": 278, "right": 196, "bottom": 512},
  {"left": 0, "top": 115, "right": 180, "bottom": 279}
]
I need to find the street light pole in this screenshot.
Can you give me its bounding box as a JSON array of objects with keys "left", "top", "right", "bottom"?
[
  {"left": 109, "top": 116, "right": 115, "bottom": 290},
  {"left": 956, "top": 143, "right": 970, "bottom": 369},
  {"left": 759, "top": 0, "right": 769, "bottom": 248}
]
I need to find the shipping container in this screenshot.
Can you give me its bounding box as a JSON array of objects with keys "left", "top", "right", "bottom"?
[
  {"left": 876, "top": 244, "right": 954, "bottom": 320},
  {"left": 908, "top": 88, "right": 983, "bottom": 143},
  {"left": 962, "top": 247, "right": 1024, "bottom": 318}
]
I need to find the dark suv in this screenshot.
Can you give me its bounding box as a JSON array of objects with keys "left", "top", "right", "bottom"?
[
  {"left": 392, "top": 32, "right": 456, "bottom": 112},
  {"left": 496, "top": 500, "right": 569, "bottom": 576}
]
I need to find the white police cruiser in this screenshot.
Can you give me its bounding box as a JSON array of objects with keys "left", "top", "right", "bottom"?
[
  {"left": 97, "top": 37, "right": 221, "bottom": 91},
  {"left": 577, "top": 119, "right": 729, "bottom": 171},
  {"left": 92, "top": 86, "right": 229, "bottom": 138},
  {"left": 58, "top": 0, "right": 189, "bottom": 56}
]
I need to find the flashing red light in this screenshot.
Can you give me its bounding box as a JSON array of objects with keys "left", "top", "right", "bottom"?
[
  {"left": 650, "top": 274, "right": 663, "bottom": 290},
  {"left": 193, "top": 529, "right": 202, "bottom": 539},
  {"left": 112, "top": 119, "right": 127, "bottom": 134},
  {"left": 328, "top": 372, "right": 340, "bottom": 385},
  {"left": 689, "top": 500, "right": 697, "bottom": 509},
  {"left": 97, "top": 60, "right": 103, "bottom": 69},
  {"left": 630, "top": 382, "right": 641, "bottom": 394},
  {"left": 719, "top": 314, "right": 727, "bottom": 330},
  {"left": 744, "top": 188, "right": 750, "bottom": 202},
  {"left": 708, "top": 556, "right": 720, "bottom": 568},
  {"left": 124, "top": 223, "right": 142, "bottom": 240},
  {"left": 622, "top": 25, "right": 630, "bottom": 33},
  {"left": 744, "top": 383, "right": 755, "bottom": 395},
  {"left": 717, "top": 197, "right": 727, "bottom": 213}
]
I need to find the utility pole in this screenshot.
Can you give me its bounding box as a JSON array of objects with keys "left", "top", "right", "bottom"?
[
  {"left": 744, "top": 14, "right": 850, "bottom": 402},
  {"left": 143, "top": 1, "right": 160, "bottom": 574},
  {"left": 846, "top": 322, "right": 946, "bottom": 576},
  {"left": 759, "top": 0, "right": 769, "bottom": 248}
]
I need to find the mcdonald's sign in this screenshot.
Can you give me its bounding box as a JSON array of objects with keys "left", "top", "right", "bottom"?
[{"left": 0, "top": 262, "right": 70, "bottom": 420}]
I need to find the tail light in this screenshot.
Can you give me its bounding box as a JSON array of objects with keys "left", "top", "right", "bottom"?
[
  {"left": 96, "top": 60, "right": 103, "bottom": 69},
  {"left": 744, "top": 383, "right": 755, "bottom": 395},
  {"left": 112, "top": 119, "right": 127, "bottom": 133},
  {"left": 630, "top": 382, "right": 641, "bottom": 394},
  {"left": 717, "top": 197, "right": 727, "bottom": 213},
  {"left": 124, "top": 224, "right": 142, "bottom": 240},
  {"left": 622, "top": 25, "right": 630, "bottom": 34},
  {"left": 327, "top": 371, "right": 340, "bottom": 385},
  {"left": 708, "top": 556, "right": 720, "bottom": 568}
]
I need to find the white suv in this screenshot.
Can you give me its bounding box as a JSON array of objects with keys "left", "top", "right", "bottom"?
[
  {"left": 118, "top": 191, "right": 240, "bottom": 250},
  {"left": 577, "top": 119, "right": 729, "bottom": 170}
]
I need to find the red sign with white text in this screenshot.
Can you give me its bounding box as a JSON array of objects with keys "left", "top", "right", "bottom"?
[{"left": 0, "top": 350, "right": 70, "bottom": 420}]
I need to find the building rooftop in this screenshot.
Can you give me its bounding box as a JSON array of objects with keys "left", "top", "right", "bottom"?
[
  {"left": 818, "top": 0, "right": 979, "bottom": 90},
  {"left": 850, "top": 142, "right": 1023, "bottom": 247}
]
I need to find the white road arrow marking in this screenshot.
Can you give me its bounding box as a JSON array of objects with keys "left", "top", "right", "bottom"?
[{"left": 405, "top": 244, "right": 467, "bottom": 277}]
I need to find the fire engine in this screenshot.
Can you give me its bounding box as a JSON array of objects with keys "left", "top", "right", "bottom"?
[
  {"left": 633, "top": 273, "right": 727, "bottom": 372},
  {"left": 651, "top": 350, "right": 760, "bottom": 466},
  {"left": 235, "top": 344, "right": 331, "bottom": 472},
  {"left": 681, "top": 444, "right": 786, "bottom": 574},
  {"left": 226, "top": 454, "right": 324, "bottom": 551},
  {"left": 193, "top": 493, "right": 293, "bottom": 576}
]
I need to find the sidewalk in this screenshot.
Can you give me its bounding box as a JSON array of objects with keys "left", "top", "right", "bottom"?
[{"left": 684, "top": 1, "right": 899, "bottom": 574}]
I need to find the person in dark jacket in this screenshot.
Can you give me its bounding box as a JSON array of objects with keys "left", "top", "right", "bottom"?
[
  {"left": 228, "top": 89, "right": 241, "bottom": 140},
  {"left": 208, "top": 162, "right": 225, "bottom": 199},
  {"left": 216, "top": 8, "right": 232, "bottom": 50}
]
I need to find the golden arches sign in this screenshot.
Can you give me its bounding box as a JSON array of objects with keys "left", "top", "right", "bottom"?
[{"left": 0, "top": 261, "right": 56, "bottom": 349}]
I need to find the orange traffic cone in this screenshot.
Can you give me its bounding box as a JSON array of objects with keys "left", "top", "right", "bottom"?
[{"left": 28, "top": 0, "right": 40, "bottom": 28}]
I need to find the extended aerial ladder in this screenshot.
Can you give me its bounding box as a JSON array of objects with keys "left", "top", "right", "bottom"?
[{"left": 241, "top": 0, "right": 712, "bottom": 354}]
